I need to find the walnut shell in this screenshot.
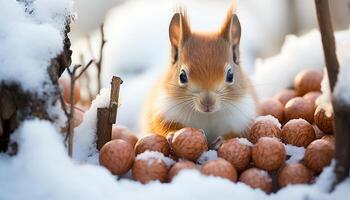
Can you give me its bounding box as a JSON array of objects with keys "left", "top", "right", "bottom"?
[
  {"left": 274, "top": 89, "right": 297, "bottom": 106},
  {"left": 258, "top": 99, "right": 284, "bottom": 122},
  {"left": 285, "top": 97, "right": 314, "bottom": 123},
  {"left": 201, "top": 158, "right": 237, "bottom": 181},
  {"left": 294, "top": 69, "right": 323, "bottom": 96},
  {"left": 99, "top": 139, "right": 135, "bottom": 175},
  {"left": 252, "top": 137, "right": 286, "bottom": 171},
  {"left": 278, "top": 163, "right": 312, "bottom": 187},
  {"left": 132, "top": 158, "right": 168, "bottom": 184},
  {"left": 321, "top": 135, "right": 335, "bottom": 145},
  {"left": 303, "top": 91, "right": 321, "bottom": 110},
  {"left": 304, "top": 139, "right": 335, "bottom": 173},
  {"left": 281, "top": 119, "right": 315, "bottom": 147},
  {"left": 218, "top": 138, "right": 251, "bottom": 172},
  {"left": 58, "top": 77, "right": 80, "bottom": 105},
  {"left": 314, "top": 106, "right": 334, "bottom": 134},
  {"left": 239, "top": 168, "right": 272, "bottom": 193},
  {"left": 167, "top": 160, "right": 198, "bottom": 181},
  {"left": 249, "top": 119, "right": 281, "bottom": 144},
  {"left": 171, "top": 127, "right": 208, "bottom": 161},
  {"left": 112, "top": 125, "right": 138, "bottom": 147},
  {"left": 135, "top": 134, "right": 170, "bottom": 156}
]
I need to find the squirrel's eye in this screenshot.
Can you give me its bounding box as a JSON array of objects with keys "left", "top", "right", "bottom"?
[
  {"left": 179, "top": 69, "right": 188, "bottom": 84},
  {"left": 226, "top": 68, "right": 234, "bottom": 83}
]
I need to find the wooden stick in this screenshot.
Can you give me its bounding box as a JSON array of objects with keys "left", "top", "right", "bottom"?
[
  {"left": 314, "top": 0, "right": 339, "bottom": 91},
  {"left": 314, "top": 0, "right": 350, "bottom": 187},
  {"left": 96, "top": 76, "right": 123, "bottom": 150},
  {"left": 109, "top": 76, "right": 123, "bottom": 124}
]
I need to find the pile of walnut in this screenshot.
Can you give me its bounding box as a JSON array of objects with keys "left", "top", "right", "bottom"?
[{"left": 99, "top": 68, "right": 335, "bottom": 193}]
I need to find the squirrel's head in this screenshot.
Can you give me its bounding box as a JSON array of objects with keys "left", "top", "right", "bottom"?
[{"left": 164, "top": 6, "right": 249, "bottom": 114}]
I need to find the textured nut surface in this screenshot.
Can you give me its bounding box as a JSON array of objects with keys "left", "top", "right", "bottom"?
[
  {"left": 218, "top": 138, "right": 251, "bottom": 172},
  {"left": 167, "top": 161, "right": 198, "bottom": 181},
  {"left": 171, "top": 127, "right": 208, "bottom": 161},
  {"left": 132, "top": 158, "right": 168, "bottom": 184},
  {"left": 252, "top": 137, "right": 286, "bottom": 171},
  {"left": 99, "top": 139, "right": 135, "bottom": 175},
  {"left": 112, "top": 126, "right": 138, "bottom": 147},
  {"left": 294, "top": 69, "right": 323, "bottom": 96},
  {"left": 258, "top": 99, "right": 284, "bottom": 122},
  {"left": 278, "top": 163, "right": 312, "bottom": 187},
  {"left": 239, "top": 168, "right": 272, "bottom": 193},
  {"left": 249, "top": 120, "right": 282, "bottom": 144},
  {"left": 282, "top": 119, "right": 315, "bottom": 147},
  {"left": 314, "top": 106, "right": 334, "bottom": 134},
  {"left": 201, "top": 158, "right": 237, "bottom": 181},
  {"left": 321, "top": 135, "right": 335, "bottom": 145},
  {"left": 303, "top": 91, "right": 321, "bottom": 110},
  {"left": 285, "top": 97, "right": 314, "bottom": 123},
  {"left": 274, "top": 89, "right": 297, "bottom": 106},
  {"left": 304, "top": 139, "right": 335, "bottom": 173},
  {"left": 135, "top": 134, "right": 170, "bottom": 156}
]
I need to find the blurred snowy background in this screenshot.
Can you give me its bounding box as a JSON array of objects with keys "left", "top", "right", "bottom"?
[{"left": 69, "top": 0, "right": 350, "bottom": 132}]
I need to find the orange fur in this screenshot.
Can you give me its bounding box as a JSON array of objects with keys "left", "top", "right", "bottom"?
[{"left": 142, "top": 2, "right": 257, "bottom": 142}]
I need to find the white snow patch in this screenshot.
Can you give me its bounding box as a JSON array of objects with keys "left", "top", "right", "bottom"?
[
  {"left": 0, "top": 0, "right": 72, "bottom": 92},
  {"left": 197, "top": 150, "right": 218, "bottom": 165},
  {"left": 316, "top": 69, "right": 333, "bottom": 117},
  {"left": 236, "top": 138, "right": 253, "bottom": 147},
  {"left": 285, "top": 144, "right": 305, "bottom": 164},
  {"left": 334, "top": 41, "right": 350, "bottom": 105},
  {"left": 73, "top": 88, "right": 110, "bottom": 163},
  {"left": 255, "top": 115, "right": 282, "bottom": 129},
  {"left": 135, "top": 151, "right": 175, "bottom": 167}
]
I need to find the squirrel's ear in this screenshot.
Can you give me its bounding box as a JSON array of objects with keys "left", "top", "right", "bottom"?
[
  {"left": 220, "top": 13, "right": 241, "bottom": 63},
  {"left": 220, "top": 14, "right": 241, "bottom": 47},
  {"left": 169, "top": 12, "right": 191, "bottom": 63}
]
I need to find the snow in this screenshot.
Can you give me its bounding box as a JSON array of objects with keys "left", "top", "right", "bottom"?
[
  {"left": 237, "top": 138, "right": 253, "bottom": 147},
  {"left": 254, "top": 29, "right": 350, "bottom": 98},
  {"left": 316, "top": 69, "right": 333, "bottom": 117},
  {"left": 1, "top": 119, "right": 350, "bottom": 200},
  {"left": 0, "top": 0, "right": 72, "bottom": 93},
  {"left": 73, "top": 88, "right": 110, "bottom": 163},
  {"left": 284, "top": 144, "right": 305, "bottom": 164},
  {"left": 197, "top": 150, "right": 218, "bottom": 165},
  {"left": 135, "top": 151, "right": 175, "bottom": 167},
  {"left": 254, "top": 115, "right": 282, "bottom": 129},
  {"left": 334, "top": 41, "right": 350, "bottom": 105}
]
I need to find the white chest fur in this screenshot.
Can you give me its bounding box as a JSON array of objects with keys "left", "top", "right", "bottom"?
[{"left": 155, "top": 92, "right": 257, "bottom": 143}]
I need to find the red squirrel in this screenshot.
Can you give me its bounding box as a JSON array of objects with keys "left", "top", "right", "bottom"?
[{"left": 142, "top": 4, "right": 257, "bottom": 143}]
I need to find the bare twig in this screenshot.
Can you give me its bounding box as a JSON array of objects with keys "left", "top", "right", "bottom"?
[{"left": 75, "top": 59, "right": 94, "bottom": 81}]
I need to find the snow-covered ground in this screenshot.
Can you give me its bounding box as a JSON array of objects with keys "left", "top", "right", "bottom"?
[
  {"left": 1, "top": 119, "right": 350, "bottom": 200},
  {"left": 1, "top": 0, "right": 350, "bottom": 200}
]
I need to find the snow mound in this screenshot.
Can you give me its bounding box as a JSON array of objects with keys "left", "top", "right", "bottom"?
[
  {"left": 136, "top": 151, "right": 175, "bottom": 167},
  {"left": 254, "top": 28, "right": 350, "bottom": 98},
  {"left": 73, "top": 88, "right": 110, "bottom": 163},
  {"left": 255, "top": 115, "right": 282, "bottom": 129},
  {"left": 334, "top": 41, "right": 350, "bottom": 105},
  {"left": 0, "top": 0, "right": 72, "bottom": 92},
  {"left": 197, "top": 150, "right": 218, "bottom": 165}
]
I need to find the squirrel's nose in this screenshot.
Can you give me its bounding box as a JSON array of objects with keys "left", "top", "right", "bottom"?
[{"left": 199, "top": 93, "right": 216, "bottom": 107}]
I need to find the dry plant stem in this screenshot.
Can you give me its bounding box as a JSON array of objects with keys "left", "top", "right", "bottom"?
[
  {"left": 96, "top": 76, "right": 123, "bottom": 150},
  {"left": 314, "top": 0, "right": 350, "bottom": 187},
  {"left": 79, "top": 54, "right": 93, "bottom": 102}
]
